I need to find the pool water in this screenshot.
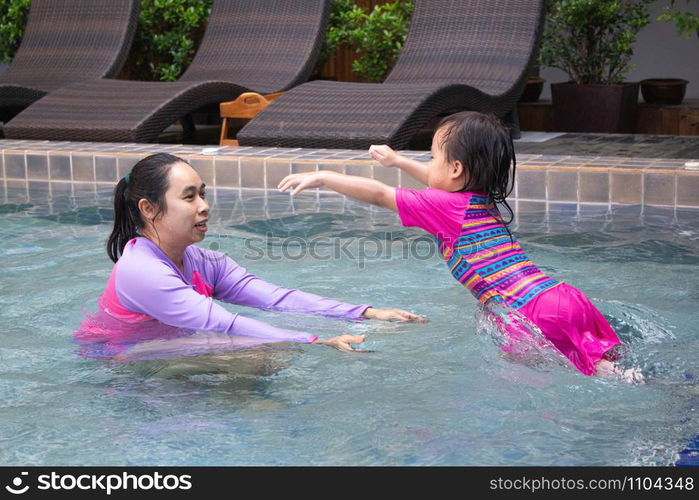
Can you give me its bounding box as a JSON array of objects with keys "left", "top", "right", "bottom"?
[{"left": 1, "top": 187, "right": 697, "bottom": 466}]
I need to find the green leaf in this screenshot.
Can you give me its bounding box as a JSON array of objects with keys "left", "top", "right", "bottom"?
[
  {"left": 129, "top": 0, "right": 213, "bottom": 81},
  {"left": 0, "top": 0, "right": 30, "bottom": 63},
  {"left": 315, "top": 0, "right": 413, "bottom": 82}
]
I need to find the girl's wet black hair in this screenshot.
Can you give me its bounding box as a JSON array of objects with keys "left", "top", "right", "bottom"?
[
  {"left": 437, "top": 111, "right": 516, "bottom": 225},
  {"left": 107, "top": 153, "right": 187, "bottom": 263}
]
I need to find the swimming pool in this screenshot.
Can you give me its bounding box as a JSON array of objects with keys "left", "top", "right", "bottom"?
[{"left": 1, "top": 186, "right": 697, "bottom": 465}]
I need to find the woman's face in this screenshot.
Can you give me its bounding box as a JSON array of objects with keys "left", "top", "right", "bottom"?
[{"left": 146, "top": 162, "right": 209, "bottom": 248}]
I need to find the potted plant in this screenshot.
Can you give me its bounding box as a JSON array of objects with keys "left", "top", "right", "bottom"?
[
  {"left": 539, "top": 0, "right": 653, "bottom": 133},
  {"left": 644, "top": 0, "right": 699, "bottom": 105}
]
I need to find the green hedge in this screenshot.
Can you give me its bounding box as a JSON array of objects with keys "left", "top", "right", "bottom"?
[
  {"left": 0, "top": 0, "right": 30, "bottom": 63},
  {"left": 126, "top": 0, "right": 212, "bottom": 81},
  {"left": 320, "top": 0, "right": 413, "bottom": 82}
]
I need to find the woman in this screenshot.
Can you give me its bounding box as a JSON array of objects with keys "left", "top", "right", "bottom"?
[{"left": 74, "top": 153, "right": 423, "bottom": 361}]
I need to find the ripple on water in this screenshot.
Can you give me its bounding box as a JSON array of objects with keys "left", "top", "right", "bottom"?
[{"left": 0, "top": 199, "right": 697, "bottom": 465}]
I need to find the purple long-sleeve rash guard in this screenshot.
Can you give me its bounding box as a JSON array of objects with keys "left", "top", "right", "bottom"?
[{"left": 101, "top": 237, "right": 370, "bottom": 344}]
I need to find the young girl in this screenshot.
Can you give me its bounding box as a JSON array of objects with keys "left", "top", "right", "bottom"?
[
  {"left": 279, "top": 111, "right": 640, "bottom": 381},
  {"left": 74, "top": 153, "right": 423, "bottom": 361}
]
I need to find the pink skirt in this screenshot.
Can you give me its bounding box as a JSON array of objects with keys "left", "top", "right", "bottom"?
[
  {"left": 73, "top": 306, "right": 276, "bottom": 362},
  {"left": 73, "top": 306, "right": 193, "bottom": 360},
  {"left": 515, "top": 283, "right": 622, "bottom": 375}
]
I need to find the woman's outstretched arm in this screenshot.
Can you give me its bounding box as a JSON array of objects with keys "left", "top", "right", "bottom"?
[
  {"left": 211, "top": 252, "right": 425, "bottom": 323},
  {"left": 114, "top": 246, "right": 371, "bottom": 350}
]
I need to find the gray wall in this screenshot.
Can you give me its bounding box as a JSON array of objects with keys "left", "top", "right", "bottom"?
[{"left": 541, "top": 0, "right": 699, "bottom": 99}]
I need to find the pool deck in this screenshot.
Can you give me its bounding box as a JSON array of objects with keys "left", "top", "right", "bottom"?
[{"left": 1, "top": 133, "right": 698, "bottom": 210}]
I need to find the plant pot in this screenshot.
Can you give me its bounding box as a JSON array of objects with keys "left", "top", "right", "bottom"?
[
  {"left": 551, "top": 82, "right": 640, "bottom": 133},
  {"left": 640, "top": 78, "right": 688, "bottom": 105},
  {"left": 519, "top": 76, "right": 545, "bottom": 103}
]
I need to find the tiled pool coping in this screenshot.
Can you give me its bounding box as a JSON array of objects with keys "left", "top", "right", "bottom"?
[{"left": 1, "top": 139, "right": 698, "bottom": 209}]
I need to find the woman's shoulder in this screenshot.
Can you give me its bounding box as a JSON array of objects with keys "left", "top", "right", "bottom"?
[
  {"left": 185, "top": 244, "right": 242, "bottom": 277},
  {"left": 185, "top": 243, "right": 228, "bottom": 264},
  {"left": 116, "top": 237, "right": 171, "bottom": 271},
  {"left": 120, "top": 237, "right": 160, "bottom": 261}
]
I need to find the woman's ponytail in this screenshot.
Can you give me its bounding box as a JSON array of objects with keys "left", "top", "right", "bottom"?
[{"left": 107, "top": 177, "right": 139, "bottom": 262}]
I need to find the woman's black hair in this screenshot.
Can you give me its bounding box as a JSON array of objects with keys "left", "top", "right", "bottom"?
[
  {"left": 437, "top": 111, "right": 516, "bottom": 225},
  {"left": 106, "top": 153, "right": 187, "bottom": 263}
]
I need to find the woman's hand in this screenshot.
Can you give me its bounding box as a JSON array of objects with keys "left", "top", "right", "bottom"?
[
  {"left": 278, "top": 172, "right": 326, "bottom": 195},
  {"left": 313, "top": 334, "right": 371, "bottom": 353},
  {"left": 369, "top": 145, "right": 400, "bottom": 167},
  {"left": 363, "top": 307, "right": 427, "bottom": 323}
]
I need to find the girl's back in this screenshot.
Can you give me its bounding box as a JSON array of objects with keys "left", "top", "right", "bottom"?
[
  {"left": 449, "top": 192, "right": 560, "bottom": 309},
  {"left": 395, "top": 186, "right": 558, "bottom": 310}
]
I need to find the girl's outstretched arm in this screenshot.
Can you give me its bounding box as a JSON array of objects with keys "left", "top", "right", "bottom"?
[
  {"left": 369, "top": 145, "right": 428, "bottom": 185},
  {"left": 279, "top": 171, "right": 397, "bottom": 212}
]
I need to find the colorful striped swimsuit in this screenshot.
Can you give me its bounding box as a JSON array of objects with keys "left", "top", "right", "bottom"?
[
  {"left": 396, "top": 188, "right": 558, "bottom": 308},
  {"left": 444, "top": 193, "right": 560, "bottom": 309}
]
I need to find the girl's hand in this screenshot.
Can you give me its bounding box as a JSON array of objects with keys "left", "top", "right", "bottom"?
[
  {"left": 278, "top": 172, "right": 326, "bottom": 195},
  {"left": 369, "top": 145, "right": 399, "bottom": 167},
  {"left": 313, "top": 334, "right": 371, "bottom": 353},
  {"left": 363, "top": 307, "right": 427, "bottom": 323}
]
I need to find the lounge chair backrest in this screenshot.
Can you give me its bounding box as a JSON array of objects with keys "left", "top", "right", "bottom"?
[
  {"left": 180, "top": 0, "right": 330, "bottom": 94},
  {"left": 1, "top": 0, "right": 139, "bottom": 90},
  {"left": 385, "top": 0, "right": 545, "bottom": 94}
]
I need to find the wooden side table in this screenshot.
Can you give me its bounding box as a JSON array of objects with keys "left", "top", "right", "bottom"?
[{"left": 219, "top": 92, "right": 284, "bottom": 146}]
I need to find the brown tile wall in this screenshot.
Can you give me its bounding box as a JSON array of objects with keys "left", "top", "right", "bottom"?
[{"left": 2, "top": 141, "right": 698, "bottom": 209}]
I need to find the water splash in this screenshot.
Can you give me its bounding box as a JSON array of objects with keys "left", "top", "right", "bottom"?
[
  {"left": 475, "top": 301, "right": 572, "bottom": 372},
  {"left": 604, "top": 301, "right": 676, "bottom": 345}
]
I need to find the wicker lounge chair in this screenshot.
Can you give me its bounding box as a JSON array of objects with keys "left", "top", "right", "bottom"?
[
  {"left": 237, "top": 0, "right": 546, "bottom": 149},
  {"left": 0, "top": 0, "right": 139, "bottom": 124},
  {"left": 5, "top": 0, "right": 330, "bottom": 142}
]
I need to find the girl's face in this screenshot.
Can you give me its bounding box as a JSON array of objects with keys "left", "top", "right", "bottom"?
[
  {"left": 142, "top": 162, "right": 209, "bottom": 249},
  {"left": 427, "top": 127, "right": 466, "bottom": 191}
]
